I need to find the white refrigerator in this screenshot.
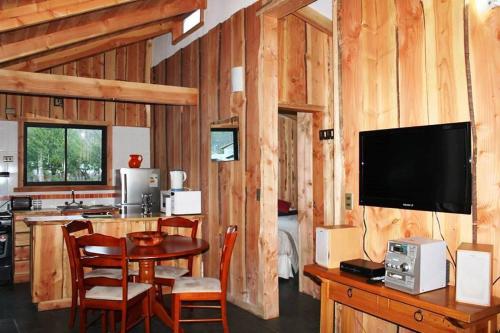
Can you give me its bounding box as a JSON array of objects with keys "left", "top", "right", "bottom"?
[{"left": 116, "top": 168, "right": 161, "bottom": 214}]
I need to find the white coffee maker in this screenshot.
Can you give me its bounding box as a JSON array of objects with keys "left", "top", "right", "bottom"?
[{"left": 169, "top": 170, "right": 187, "bottom": 190}]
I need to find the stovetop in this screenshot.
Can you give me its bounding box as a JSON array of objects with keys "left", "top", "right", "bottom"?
[{"left": 0, "top": 211, "right": 12, "bottom": 219}]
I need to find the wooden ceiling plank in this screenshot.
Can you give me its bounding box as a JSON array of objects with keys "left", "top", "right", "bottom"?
[
  {"left": 0, "top": 0, "right": 141, "bottom": 33},
  {"left": 256, "top": 0, "right": 315, "bottom": 18},
  {"left": 0, "top": 69, "right": 198, "bottom": 106},
  {"left": 293, "top": 7, "right": 332, "bottom": 36},
  {"left": 0, "top": 0, "right": 203, "bottom": 64},
  {"left": 5, "top": 20, "right": 175, "bottom": 72}
]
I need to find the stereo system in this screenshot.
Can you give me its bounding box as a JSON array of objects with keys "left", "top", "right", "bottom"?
[{"left": 384, "top": 237, "right": 446, "bottom": 294}]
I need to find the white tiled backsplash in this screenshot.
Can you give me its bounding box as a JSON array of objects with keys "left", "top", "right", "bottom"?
[{"left": 0, "top": 121, "right": 150, "bottom": 208}]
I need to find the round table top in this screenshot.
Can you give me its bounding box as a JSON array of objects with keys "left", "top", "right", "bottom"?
[{"left": 85, "top": 235, "right": 209, "bottom": 261}]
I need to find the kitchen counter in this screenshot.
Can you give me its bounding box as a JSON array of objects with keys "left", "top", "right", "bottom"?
[
  {"left": 25, "top": 213, "right": 204, "bottom": 311},
  {"left": 24, "top": 213, "right": 204, "bottom": 226}
]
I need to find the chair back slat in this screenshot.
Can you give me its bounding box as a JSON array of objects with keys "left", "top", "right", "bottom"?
[
  {"left": 157, "top": 217, "right": 199, "bottom": 238},
  {"left": 219, "top": 226, "right": 238, "bottom": 293},
  {"left": 81, "top": 256, "right": 122, "bottom": 268},
  {"left": 157, "top": 217, "right": 199, "bottom": 274}
]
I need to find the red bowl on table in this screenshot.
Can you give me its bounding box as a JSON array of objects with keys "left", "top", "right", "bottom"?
[{"left": 127, "top": 231, "right": 167, "bottom": 247}]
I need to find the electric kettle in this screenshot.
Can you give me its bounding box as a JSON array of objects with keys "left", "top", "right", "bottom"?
[{"left": 169, "top": 170, "right": 187, "bottom": 190}]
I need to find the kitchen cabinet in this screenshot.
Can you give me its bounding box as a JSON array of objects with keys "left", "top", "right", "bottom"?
[{"left": 13, "top": 210, "right": 59, "bottom": 283}]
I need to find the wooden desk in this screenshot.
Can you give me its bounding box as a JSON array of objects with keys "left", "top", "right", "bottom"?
[{"left": 304, "top": 264, "right": 500, "bottom": 333}]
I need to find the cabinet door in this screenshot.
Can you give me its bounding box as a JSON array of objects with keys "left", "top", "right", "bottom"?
[{"left": 335, "top": 303, "right": 398, "bottom": 333}]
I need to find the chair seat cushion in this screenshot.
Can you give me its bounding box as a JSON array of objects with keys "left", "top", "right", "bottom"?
[
  {"left": 172, "top": 277, "right": 221, "bottom": 294},
  {"left": 155, "top": 266, "right": 189, "bottom": 279},
  {"left": 86, "top": 283, "right": 151, "bottom": 301}
]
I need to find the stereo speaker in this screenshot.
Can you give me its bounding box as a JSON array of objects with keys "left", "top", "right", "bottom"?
[
  {"left": 315, "top": 226, "right": 361, "bottom": 269},
  {"left": 455, "top": 243, "right": 493, "bottom": 306}
]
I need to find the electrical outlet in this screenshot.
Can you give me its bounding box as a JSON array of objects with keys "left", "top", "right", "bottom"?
[
  {"left": 319, "top": 129, "right": 334, "bottom": 141},
  {"left": 345, "top": 193, "right": 353, "bottom": 210},
  {"left": 5, "top": 108, "right": 15, "bottom": 115},
  {"left": 53, "top": 97, "right": 64, "bottom": 107},
  {"left": 2, "top": 156, "right": 13, "bottom": 163}
]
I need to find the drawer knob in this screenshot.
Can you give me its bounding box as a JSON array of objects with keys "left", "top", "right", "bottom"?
[
  {"left": 414, "top": 310, "right": 423, "bottom": 322},
  {"left": 347, "top": 288, "right": 353, "bottom": 298}
]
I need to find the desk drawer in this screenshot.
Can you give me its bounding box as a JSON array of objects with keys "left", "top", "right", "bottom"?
[
  {"left": 381, "top": 298, "right": 457, "bottom": 332},
  {"left": 331, "top": 282, "right": 380, "bottom": 314}
]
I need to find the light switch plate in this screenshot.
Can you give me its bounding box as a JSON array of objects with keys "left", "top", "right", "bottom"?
[
  {"left": 2, "top": 155, "right": 14, "bottom": 162},
  {"left": 345, "top": 193, "right": 353, "bottom": 210}
]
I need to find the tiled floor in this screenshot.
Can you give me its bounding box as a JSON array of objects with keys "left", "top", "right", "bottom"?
[{"left": 0, "top": 277, "right": 320, "bottom": 333}]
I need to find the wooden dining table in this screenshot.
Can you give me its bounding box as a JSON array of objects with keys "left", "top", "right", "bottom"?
[{"left": 85, "top": 234, "right": 209, "bottom": 330}]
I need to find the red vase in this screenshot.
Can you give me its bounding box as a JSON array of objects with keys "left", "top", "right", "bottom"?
[{"left": 128, "top": 154, "right": 143, "bottom": 168}]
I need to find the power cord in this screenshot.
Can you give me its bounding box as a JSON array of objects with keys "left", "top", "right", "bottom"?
[
  {"left": 362, "top": 206, "right": 374, "bottom": 262},
  {"left": 493, "top": 276, "right": 500, "bottom": 286},
  {"left": 433, "top": 212, "right": 456, "bottom": 269}
]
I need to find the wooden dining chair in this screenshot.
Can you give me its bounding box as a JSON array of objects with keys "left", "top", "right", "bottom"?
[
  {"left": 62, "top": 220, "right": 123, "bottom": 328},
  {"left": 170, "top": 225, "right": 238, "bottom": 333},
  {"left": 155, "top": 217, "right": 199, "bottom": 283},
  {"left": 71, "top": 233, "right": 151, "bottom": 333}
]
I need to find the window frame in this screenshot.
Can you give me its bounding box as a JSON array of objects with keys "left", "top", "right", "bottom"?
[{"left": 17, "top": 119, "right": 113, "bottom": 192}]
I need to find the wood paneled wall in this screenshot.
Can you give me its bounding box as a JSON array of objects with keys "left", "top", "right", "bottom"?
[
  {"left": 334, "top": 0, "right": 499, "bottom": 330},
  {"left": 0, "top": 41, "right": 150, "bottom": 127},
  {"left": 151, "top": 2, "right": 280, "bottom": 318},
  {"left": 278, "top": 114, "right": 298, "bottom": 209}
]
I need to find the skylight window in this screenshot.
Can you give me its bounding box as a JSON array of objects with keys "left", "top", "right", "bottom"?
[{"left": 183, "top": 9, "right": 201, "bottom": 34}]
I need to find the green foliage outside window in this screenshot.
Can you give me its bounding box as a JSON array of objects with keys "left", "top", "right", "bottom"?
[{"left": 25, "top": 124, "right": 106, "bottom": 185}]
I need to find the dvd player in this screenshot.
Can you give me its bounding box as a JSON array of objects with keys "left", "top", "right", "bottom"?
[{"left": 340, "top": 259, "right": 385, "bottom": 278}]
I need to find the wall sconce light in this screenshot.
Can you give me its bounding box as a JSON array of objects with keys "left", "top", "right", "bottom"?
[
  {"left": 476, "top": 0, "right": 499, "bottom": 13},
  {"left": 231, "top": 66, "right": 244, "bottom": 93},
  {"left": 487, "top": 0, "right": 500, "bottom": 8}
]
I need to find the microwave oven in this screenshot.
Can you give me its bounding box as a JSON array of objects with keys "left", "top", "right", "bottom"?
[{"left": 161, "top": 190, "right": 201, "bottom": 215}]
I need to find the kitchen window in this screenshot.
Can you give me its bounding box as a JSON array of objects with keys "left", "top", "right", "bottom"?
[{"left": 23, "top": 123, "right": 107, "bottom": 186}]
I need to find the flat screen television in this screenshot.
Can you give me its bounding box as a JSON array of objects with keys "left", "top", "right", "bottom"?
[
  {"left": 211, "top": 128, "right": 239, "bottom": 162},
  {"left": 359, "top": 122, "right": 471, "bottom": 214}
]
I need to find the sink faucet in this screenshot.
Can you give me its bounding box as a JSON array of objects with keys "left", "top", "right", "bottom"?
[{"left": 65, "top": 190, "right": 83, "bottom": 207}]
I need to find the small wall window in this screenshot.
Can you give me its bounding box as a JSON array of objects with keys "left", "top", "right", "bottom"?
[{"left": 24, "top": 123, "right": 107, "bottom": 186}]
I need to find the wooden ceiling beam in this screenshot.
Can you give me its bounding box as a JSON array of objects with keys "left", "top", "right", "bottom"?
[
  {"left": 0, "top": 0, "right": 203, "bottom": 64},
  {"left": 0, "top": 69, "right": 198, "bottom": 106},
  {"left": 0, "top": 0, "right": 140, "bottom": 33},
  {"left": 4, "top": 20, "right": 175, "bottom": 72},
  {"left": 256, "top": 0, "right": 315, "bottom": 18},
  {"left": 293, "top": 7, "right": 332, "bottom": 36}
]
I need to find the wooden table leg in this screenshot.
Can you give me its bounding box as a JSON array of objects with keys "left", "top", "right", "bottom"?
[
  {"left": 138, "top": 260, "right": 176, "bottom": 329},
  {"left": 320, "top": 278, "right": 334, "bottom": 333}
]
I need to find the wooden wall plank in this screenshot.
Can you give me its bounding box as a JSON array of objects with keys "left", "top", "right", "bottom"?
[
  {"left": 63, "top": 61, "right": 78, "bottom": 121},
  {"left": 114, "top": 46, "right": 127, "bottom": 126},
  {"left": 104, "top": 49, "right": 116, "bottom": 124},
  {"left": 199, "top": 26, "right": 221, "bottom": 279},
  {"left": 228, "top": 9, "right": 246, "bottom": 303},
  {"left": 467, "top": 0, "right": 500, "bottom": 294},
  {"left": 244, "top": 2, "right": 261, "bottom": 307},
  {"left": 125, "top": 43, "right": 139, "bottom": 127},
  {"left": 258, "top": 12, "right": 279, "bottom": 320}
]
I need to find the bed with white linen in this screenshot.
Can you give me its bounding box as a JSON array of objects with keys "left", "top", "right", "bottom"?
[{"left": 278, "top": 212, "right": 299, "bottom": 279}]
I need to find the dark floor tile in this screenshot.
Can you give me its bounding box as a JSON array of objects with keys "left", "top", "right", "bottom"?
[
  {"left": 0, "top": 277, "right": 319, "bottom": 333},
  {"left": 0, "top": 318, "right": 19, "bottom": 333}
]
